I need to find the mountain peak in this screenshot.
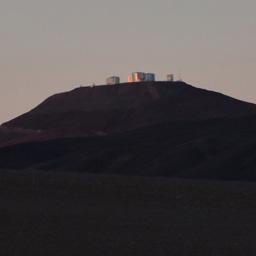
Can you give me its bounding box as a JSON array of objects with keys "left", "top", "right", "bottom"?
[{"left": 1, "top": 81, "right": 256, "bottom": 147}]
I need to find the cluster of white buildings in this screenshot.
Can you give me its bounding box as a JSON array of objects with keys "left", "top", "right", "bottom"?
[
  {"left": 106, "top": 72, "right": 174, "bottom": 85},
  {"left": 128, "top": 72, "right": 155, "bottom": 82}
]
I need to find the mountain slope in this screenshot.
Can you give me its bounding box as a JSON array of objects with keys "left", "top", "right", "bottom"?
[{"left": 1, "top": 115, "right": 256, "bottom": 181}]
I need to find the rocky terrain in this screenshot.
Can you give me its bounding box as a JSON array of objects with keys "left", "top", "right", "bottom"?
[{"left": 2, "top": 169, "right": 256, "bottom": 256}]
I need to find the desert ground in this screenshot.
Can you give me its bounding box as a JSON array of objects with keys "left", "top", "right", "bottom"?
[{"left": 1, "top": 169, "right": 256, "bottom": 256}]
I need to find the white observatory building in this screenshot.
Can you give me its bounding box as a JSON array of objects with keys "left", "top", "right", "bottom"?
[
  {"left": 106, "top": 76, "right": 120, "bottom": 85},
  {"left": 146, "top": 73, "right": 155, "bottom": 81},
  {"left": 167, "top": 74, "right": 174, "bottom": 82},
  {"left": 128, "top": 72, "right": 155, "bottom": 82}
]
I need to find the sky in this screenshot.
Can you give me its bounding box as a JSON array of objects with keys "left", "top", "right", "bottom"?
[{"left": 1, "top": 0, "right": 256, "bottom": 124}]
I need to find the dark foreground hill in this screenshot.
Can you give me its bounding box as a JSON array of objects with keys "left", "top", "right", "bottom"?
[
  {"left": 2, "top": 169, "right": 256, "bottom": 256},
  {"left": 1, "top": 115, "right": 256, "bottom": 181},
  {"left": 1, "top": 81, "right": 256, "bottom": 147}
]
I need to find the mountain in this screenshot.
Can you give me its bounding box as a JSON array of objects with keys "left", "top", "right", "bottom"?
[
  {"left": 1, "top": 81, "right": 256, "bottom": 181},
  {"left": 1, "top": 81, "right": 256, "bottom": 148}
]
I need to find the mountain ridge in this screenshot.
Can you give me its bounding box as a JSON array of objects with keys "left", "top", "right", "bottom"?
[{"left": 2, "top": 81, "right": 256, "bottom": 132}]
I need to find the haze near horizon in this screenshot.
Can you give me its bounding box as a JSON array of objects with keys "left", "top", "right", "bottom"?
[{"left": 1, "top": 0, "right": 256, "bottom": 124}]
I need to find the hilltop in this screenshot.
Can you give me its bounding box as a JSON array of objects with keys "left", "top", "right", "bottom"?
[
  {"left": 1, "top": 81, "right": 256, "bottom": 147},
  {"left": 3, "top": 82, "right": 256, "bottom": 131}
]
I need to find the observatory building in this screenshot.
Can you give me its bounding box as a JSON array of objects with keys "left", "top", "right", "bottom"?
[
  {"left": 128, "top": 72, "right": 155, "bottom": 82},
  {"left": 106, "top": 76, "right": 120, "bottom": 85},
  {"left": 167, "top": 74, "right": 174, "bottom": 82},
  {"left": 146, "top": 73, "right": 155, "bottom": 81},
  {"left": 106, "top": 72, "right": 175, "bottom": 84}
]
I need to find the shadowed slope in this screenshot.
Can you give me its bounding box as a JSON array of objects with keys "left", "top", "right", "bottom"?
[{"left": 1, "top": 115, "right": 256, "bottom": 181}]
